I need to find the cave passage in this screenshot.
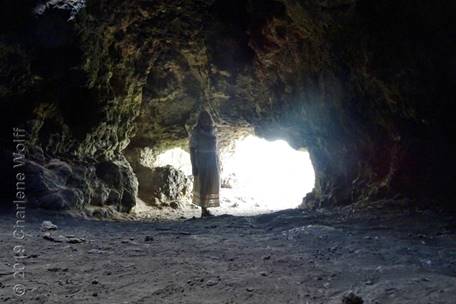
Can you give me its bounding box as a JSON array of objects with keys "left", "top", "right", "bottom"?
[
  {"left": 143, "top": 135, "right": 315, "bottom": 216},
  {"left": 2, "top": 1, "right": 456, "bottom": 302}
]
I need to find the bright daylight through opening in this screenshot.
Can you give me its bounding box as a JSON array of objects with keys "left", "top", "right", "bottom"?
[{"left": 151, "top": 135, "right": 315, "bottom": 215}]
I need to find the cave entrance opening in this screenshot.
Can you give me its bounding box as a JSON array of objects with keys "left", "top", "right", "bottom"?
[
  {"left": 219, "top": 135, "right": 315, "bottom": 214},
  {"left": 136, "top": 135, "right": 315, "bottom": 216}
]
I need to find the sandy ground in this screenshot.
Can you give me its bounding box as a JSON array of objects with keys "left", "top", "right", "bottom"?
[
  {"left": 131, "top": 190, "right": 283, "bottom": 220},
  {"left": 1, "top": 205, "right": 456, "bottom": 304},
  {"left": 131, "top": 185, "right": 306, "bottom": 220}
]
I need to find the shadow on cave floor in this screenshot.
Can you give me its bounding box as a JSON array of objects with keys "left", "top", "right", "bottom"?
[
  {"left": 130, "top": 194, "right": 293, "bottom": 221},
  {"left": 1, "top": 203, "right": 456, "bottom": 303}
]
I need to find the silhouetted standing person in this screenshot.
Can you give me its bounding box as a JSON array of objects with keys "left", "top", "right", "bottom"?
[{"left": 190, "top": 110, "right": 220, "bottom": 217}]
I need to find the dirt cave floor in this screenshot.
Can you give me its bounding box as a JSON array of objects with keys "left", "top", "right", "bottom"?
[{"left": 1, "top": 203, "right": 456, "bottom": 304}]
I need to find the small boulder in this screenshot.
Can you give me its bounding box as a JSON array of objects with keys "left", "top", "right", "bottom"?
[
  {"left": 66, "top": 237, "right": 85, "bottom": 244},
  {"left": 41, "top": 220, "right": 58, "bottom": 231},
  {"left": 135, "top": 165, "right": 190, "bottom": 207},
  {"left": 206, "top": 280, "right": 218, "bottom": 287},
  {"left": 342, "top": 292, "right": 364, "bottom": 304},
  {"left": 42, "top": 232, "right": 65, "bottom": 243},
  {"left": 144, "top": 236, "right": 154, "bottom": 242}
]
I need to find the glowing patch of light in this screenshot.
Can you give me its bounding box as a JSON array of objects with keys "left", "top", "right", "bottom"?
[
  {"left": 149, "top": 136, "right": 315, "bottom": 214},
  {"left": 153, "top": 147, "right": 192, "bottom": 176},
  {"left": 221, "top": 135, "right": 315, "bottom": 211}
]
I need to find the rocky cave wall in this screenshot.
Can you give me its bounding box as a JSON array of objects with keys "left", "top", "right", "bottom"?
[{"left": 1, "top": 0, "right": 455, "bottom": 211}]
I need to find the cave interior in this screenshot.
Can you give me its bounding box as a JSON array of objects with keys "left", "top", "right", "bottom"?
[{"left": 1, "top": 0, "right": 456, "bottom": 303}]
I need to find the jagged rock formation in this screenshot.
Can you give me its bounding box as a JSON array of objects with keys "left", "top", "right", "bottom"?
[
  {"left": 1, "top": 0, "right": 455, "bottom": 211},
  {"left": 25, "top": 148, "right": 137, "bottom": 211},
  {"left": 135, "top": 165, "right": 191, "bottom": 208}
]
